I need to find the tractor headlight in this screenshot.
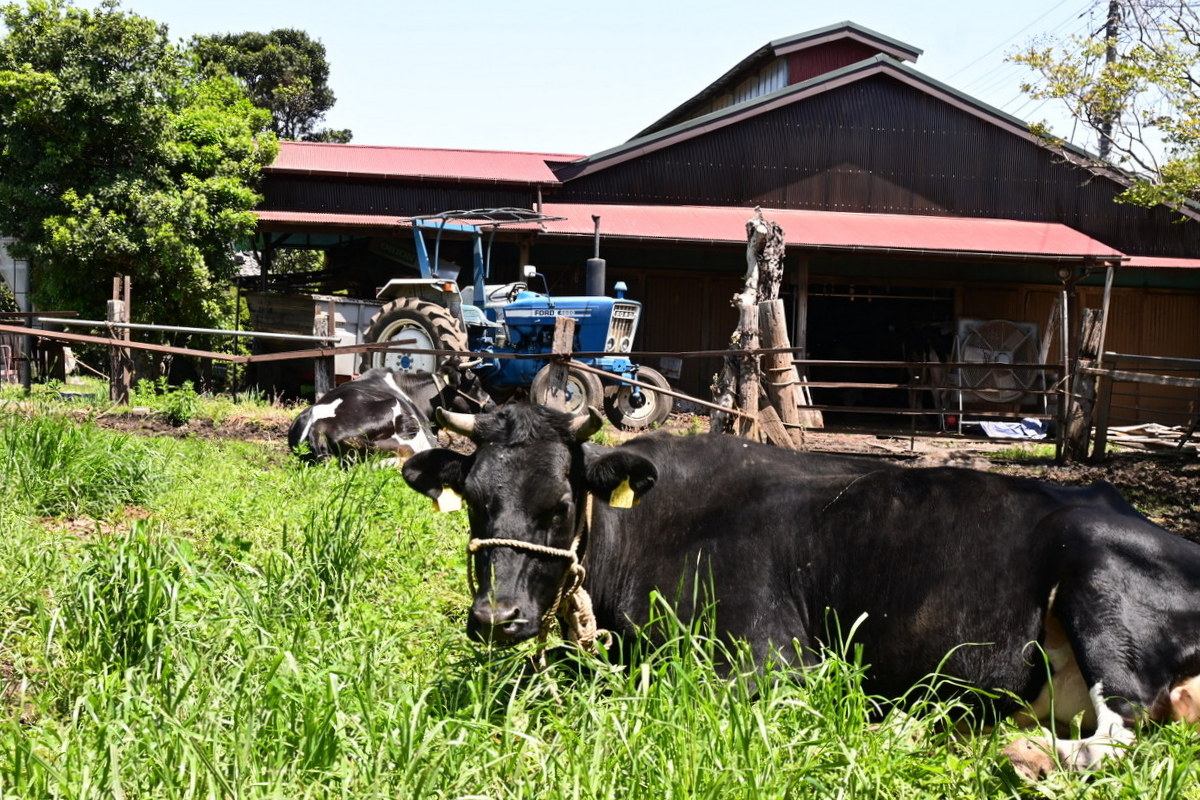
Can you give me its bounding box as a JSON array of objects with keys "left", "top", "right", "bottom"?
[
  {"left": 605, "top": 337, "right": 616, "bottom": 353},
  {"left": 620, "top": 337, "right": 632, "bottom": 352}
]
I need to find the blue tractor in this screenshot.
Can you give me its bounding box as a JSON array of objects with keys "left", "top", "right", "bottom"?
[{"left": 360, "top": 208, "right": 673, "bottom": 429}]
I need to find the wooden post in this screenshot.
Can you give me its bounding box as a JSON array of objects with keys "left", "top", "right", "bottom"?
[
  {"left": 542, "top": 316, "right": 576, "bottom": 412},
  {"left": 757, "top": 405, "right": 797, "bottom": 448},
  {"left": 711, "top": 209, "right": 774, "bottom": 439},
  {"left": 107, "top": 276, "right": 131, "bottom": 404},
  {"left": 1064, "top": 308, "right": 1104, "bottom": 460},
  {"left": 759, "top": 300, "right": 801, "bottom": 446},
  {"left": 760, "top": 298, "right": 822, "bottom": 434},
  {"left": 313, "top": 307, "right": 334, "bottom": 400},
  {"left": 736, "top": 303, "right": 761, "bottom": 439},
  {"left": 1090, "top": 353, "right": 1115, "bottom": 462},
  {"left": 1056, "top": 285, "right": 1070, "bottom": 463}
]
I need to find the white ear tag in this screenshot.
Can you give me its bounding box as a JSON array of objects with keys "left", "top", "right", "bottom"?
[
  {"left": 436, "top": 488, "right": 463, "bottom": 513},
  {"left": 609, "top": 477, "right": 638, "bottom": 509}
]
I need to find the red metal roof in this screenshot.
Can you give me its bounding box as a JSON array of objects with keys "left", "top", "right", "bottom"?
[
  {"left": 256, "top": 203, "right": 1128, "bottom": 262},
  {"left": 266, "top": 141, "right": 582, "bottom": 184},
  {"left": 1121, "top": 255, "right": 1200, "bottom": 269},
  {"left": 540, "top": 203, "right": 1124, "bottom": 261}
]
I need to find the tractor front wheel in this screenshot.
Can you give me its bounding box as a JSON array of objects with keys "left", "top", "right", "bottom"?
[
  {"left": 530, "top": 364, "right": 603, "bottom": 415},
  {"left": 360, "top": 298, "right": 468, "bottom": 374},
  {"left": 604, "top": 367, "right": 673, "bottom": 430}
]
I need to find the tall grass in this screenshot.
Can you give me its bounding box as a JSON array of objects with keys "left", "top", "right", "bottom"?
[
  {"left": 0, "top": 401, "right": 1196, "bottom": 798},
  {"left": 0, "top": 410, "right": 159, "bottom": 517}
]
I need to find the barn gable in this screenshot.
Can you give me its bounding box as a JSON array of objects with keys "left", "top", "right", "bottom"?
[
  {"left": 556, "top": 55, "right": 1200, "bottom": 260},
  {"left": 636, "top": 21, "right": 922, "bottom": 138}
]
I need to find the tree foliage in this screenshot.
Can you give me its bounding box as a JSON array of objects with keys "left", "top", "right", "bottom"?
[
  {"left": 191, "top": 28, "right": 351, "bottom": 143},
  {"left": 1013, "top": 1, "right": 1200, "bottom": 209},
  {"left": 0, "top": 0, "right": 278, "bottom": 329}
]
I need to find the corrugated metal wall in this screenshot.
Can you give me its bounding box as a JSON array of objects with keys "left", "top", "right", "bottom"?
[
  {"left": 555, "top": 75, "right": 1200, "bottom": 259},
  {"left": 958, "top": 282, "right": 1200, "bottom": 426},
  {"left": 1106, "top": 289, "right": 1200, "bottom": 425}
]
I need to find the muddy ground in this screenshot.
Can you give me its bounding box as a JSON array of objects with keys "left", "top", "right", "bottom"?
[{"left": 92, "top": 408, "right": 1200, "bottom": 544}]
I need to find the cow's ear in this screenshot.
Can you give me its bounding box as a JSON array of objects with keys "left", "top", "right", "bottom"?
[
  {"left": 1171, "top": 678, "right": 1200, "bottom": 723},
  {"left": 402, "top": 449, "right": 473, "bottom": 508},
  {"left": 570, "top": 406, "right": 604, "bottom": 441},
  {"left": 585, "top": 451, "right": 658, "bottom": 508}
]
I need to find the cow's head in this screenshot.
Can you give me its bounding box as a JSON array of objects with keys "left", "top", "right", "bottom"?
[
  {"left": 402, "top": 403, "right": 656, "bottom": 646},
  {"left": 436, "top": 357, "right": 497, "bottom": 413}
]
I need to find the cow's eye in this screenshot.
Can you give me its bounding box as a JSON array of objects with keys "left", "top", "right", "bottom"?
[{"left": 540, "top": 499, "right": 570, "bottom": 527}]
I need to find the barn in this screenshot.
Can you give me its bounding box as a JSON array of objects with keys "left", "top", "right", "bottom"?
[{"left": 252, "top": 21, "right": 1200, "bottom": 428}]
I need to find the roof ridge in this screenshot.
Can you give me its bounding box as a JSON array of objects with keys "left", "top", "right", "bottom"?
[{"left": 276, "top": 139, "right": 584, "bottom": 161}]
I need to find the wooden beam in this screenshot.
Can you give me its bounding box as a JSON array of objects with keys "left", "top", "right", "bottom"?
[{"left": 1082, "top": 367, "right": 1200, "bottom": 390}]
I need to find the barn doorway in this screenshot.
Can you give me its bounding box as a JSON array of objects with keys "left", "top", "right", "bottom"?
[{"left": 806, "top": 284, "right": 955, "bottom": 426}]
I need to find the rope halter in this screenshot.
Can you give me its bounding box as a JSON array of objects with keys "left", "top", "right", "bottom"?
[{"left": 466, "top": 495, "right": 610, "bottom": 654}]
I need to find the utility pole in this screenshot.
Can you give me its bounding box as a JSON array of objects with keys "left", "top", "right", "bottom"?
[{"left": 1099, "top": 0, "right": 1121, "bottom": 161}]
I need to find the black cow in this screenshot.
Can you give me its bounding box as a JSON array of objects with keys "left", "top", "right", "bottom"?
[
  {"left": 289, "top": 361, "right": 494, "bottom": 464},
  {"left": 402, "top": 403, "right": 1200, "bottom": 778}
]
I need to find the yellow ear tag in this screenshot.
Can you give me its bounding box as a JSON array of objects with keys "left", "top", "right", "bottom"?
[
  {"left": 609, "top": 478, "right": 638, "bottom": 509},
  {"left": 436, "top": 488, "right": 463, "bottom": 513}
]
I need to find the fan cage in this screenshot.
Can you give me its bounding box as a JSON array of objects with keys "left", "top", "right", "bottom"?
[{"left": 954, "top": 319, "right": 1041, "bottom": 403}]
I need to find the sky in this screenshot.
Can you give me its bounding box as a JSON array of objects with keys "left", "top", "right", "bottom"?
[{"left": 117, "top": 0, "right": 1104, "bottom": 157}]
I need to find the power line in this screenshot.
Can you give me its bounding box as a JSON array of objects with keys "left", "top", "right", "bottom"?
[
  {"left": 957, "top": 1, "right": 1094, "bottom": 96},
  {"left": 947, "top": 0, "right": 1090, "bottom": 81}
]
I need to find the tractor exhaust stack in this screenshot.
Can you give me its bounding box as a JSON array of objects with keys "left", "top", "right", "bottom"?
[{"left": 586, "top": 214, "right": 606, "bottom": 297}]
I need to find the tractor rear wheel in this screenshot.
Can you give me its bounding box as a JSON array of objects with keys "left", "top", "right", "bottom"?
[
  {"left": 604, "top": 366, "right": 673, "bottom": 430},
  {"left": 530, "top": 364, "right": 603, "bottom": 415},
  {"left": 360, "top": 298, "right": 468, "bottom": 374}
]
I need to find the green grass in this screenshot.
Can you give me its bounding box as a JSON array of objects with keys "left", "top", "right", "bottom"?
[
  {"left": 989, "top": 442, "right": 1059, "bottom": 462},
  {"left": 0, "top": 398, "right": 1196, "bottom": 798}
]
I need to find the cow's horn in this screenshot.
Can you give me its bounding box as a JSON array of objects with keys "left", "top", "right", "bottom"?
[
  {"left": 457, "top": 357, "right": 483, "bottom": 370},
  {"left": 570, "top": 406, "right": 604, "bottom": 441},
  {"left": 436, "top": 408, "right": 476, "bottom": 436}
]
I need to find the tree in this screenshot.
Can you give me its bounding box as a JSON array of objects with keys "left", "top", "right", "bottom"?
[
  {"left": 0, "top": 0, "right": 278, "bottom": 330},
  {"left": 1013, "top": 1, "right": 1200, "bottom": 209},
  {"left": 191, "top": 28, "right": 351, "bottom": 142}
]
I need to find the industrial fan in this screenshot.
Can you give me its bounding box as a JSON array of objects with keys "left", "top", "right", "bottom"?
[{"left": 954, "top": 319, "right": 1040, "bottom": 403}]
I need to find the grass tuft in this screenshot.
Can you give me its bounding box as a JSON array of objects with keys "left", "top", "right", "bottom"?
[{"left": 0, "top": 410, "right": 160, "bottom": 517}]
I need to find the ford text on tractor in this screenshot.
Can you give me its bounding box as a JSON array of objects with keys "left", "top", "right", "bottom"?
[{"left": 360, "top": 208, "right": 673, "bottom": 429}]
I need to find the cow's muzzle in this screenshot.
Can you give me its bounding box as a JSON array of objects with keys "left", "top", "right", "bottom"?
[{"left": 467, "top": 598, "right": 539, "bottom": 645}]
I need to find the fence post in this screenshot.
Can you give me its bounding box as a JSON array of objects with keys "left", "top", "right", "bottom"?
[
  {"left": 1090, "top": 353, "right": 1115, "bottom": 461},
  {"left": 313, "top": 307, "right": 334, "bottom": 400},
  {"left": 542, "top": 316, "right": 576, "bottom": 412},
  {"left": 107, "top": 276, "right": 131, "bottom": 404}
]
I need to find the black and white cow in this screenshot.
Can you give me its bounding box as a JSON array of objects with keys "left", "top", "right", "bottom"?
[
  {"left": 402, "top": 403, "right": 1200, "bottom": 778},
  {"left": 289, "top": 361, "right": 494, "bottom": 464}
]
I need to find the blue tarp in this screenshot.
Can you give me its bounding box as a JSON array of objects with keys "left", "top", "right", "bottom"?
[{"left": 978, "top": 418, "right": 1047, "bottom": 440}]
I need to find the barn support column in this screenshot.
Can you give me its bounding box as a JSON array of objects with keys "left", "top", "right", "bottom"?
[
  {"left": 789, "top": 253, "right": 820, "bottom": 427},
  {"left": 1089, "top": 263, "right": 1117, "bottom": 460},
  {"left": 1056, "top": 278, "right": 1071, "bottom": 463},
  {"left": 259, "top": 237, "right": 274, "bottom": 292},
  {"left": 793, "top": 253, "right": 810, "bottom": 361}
]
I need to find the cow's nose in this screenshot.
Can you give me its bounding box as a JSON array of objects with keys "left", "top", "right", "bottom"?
[{"left": 470, "top": 600, "right": 529, "bottom": 643}]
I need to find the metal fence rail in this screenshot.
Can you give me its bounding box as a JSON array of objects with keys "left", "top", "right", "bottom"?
[
  {"left": 18, "top": 320, "right": 1200, "bottom": 461},
  {"left": 1087, "top": 352, "right": 1200, "bottom": 455}
]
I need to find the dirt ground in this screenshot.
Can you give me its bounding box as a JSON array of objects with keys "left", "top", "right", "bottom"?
[{"left": 92, "top": 407, "right": 1200, "bottom": 544}]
